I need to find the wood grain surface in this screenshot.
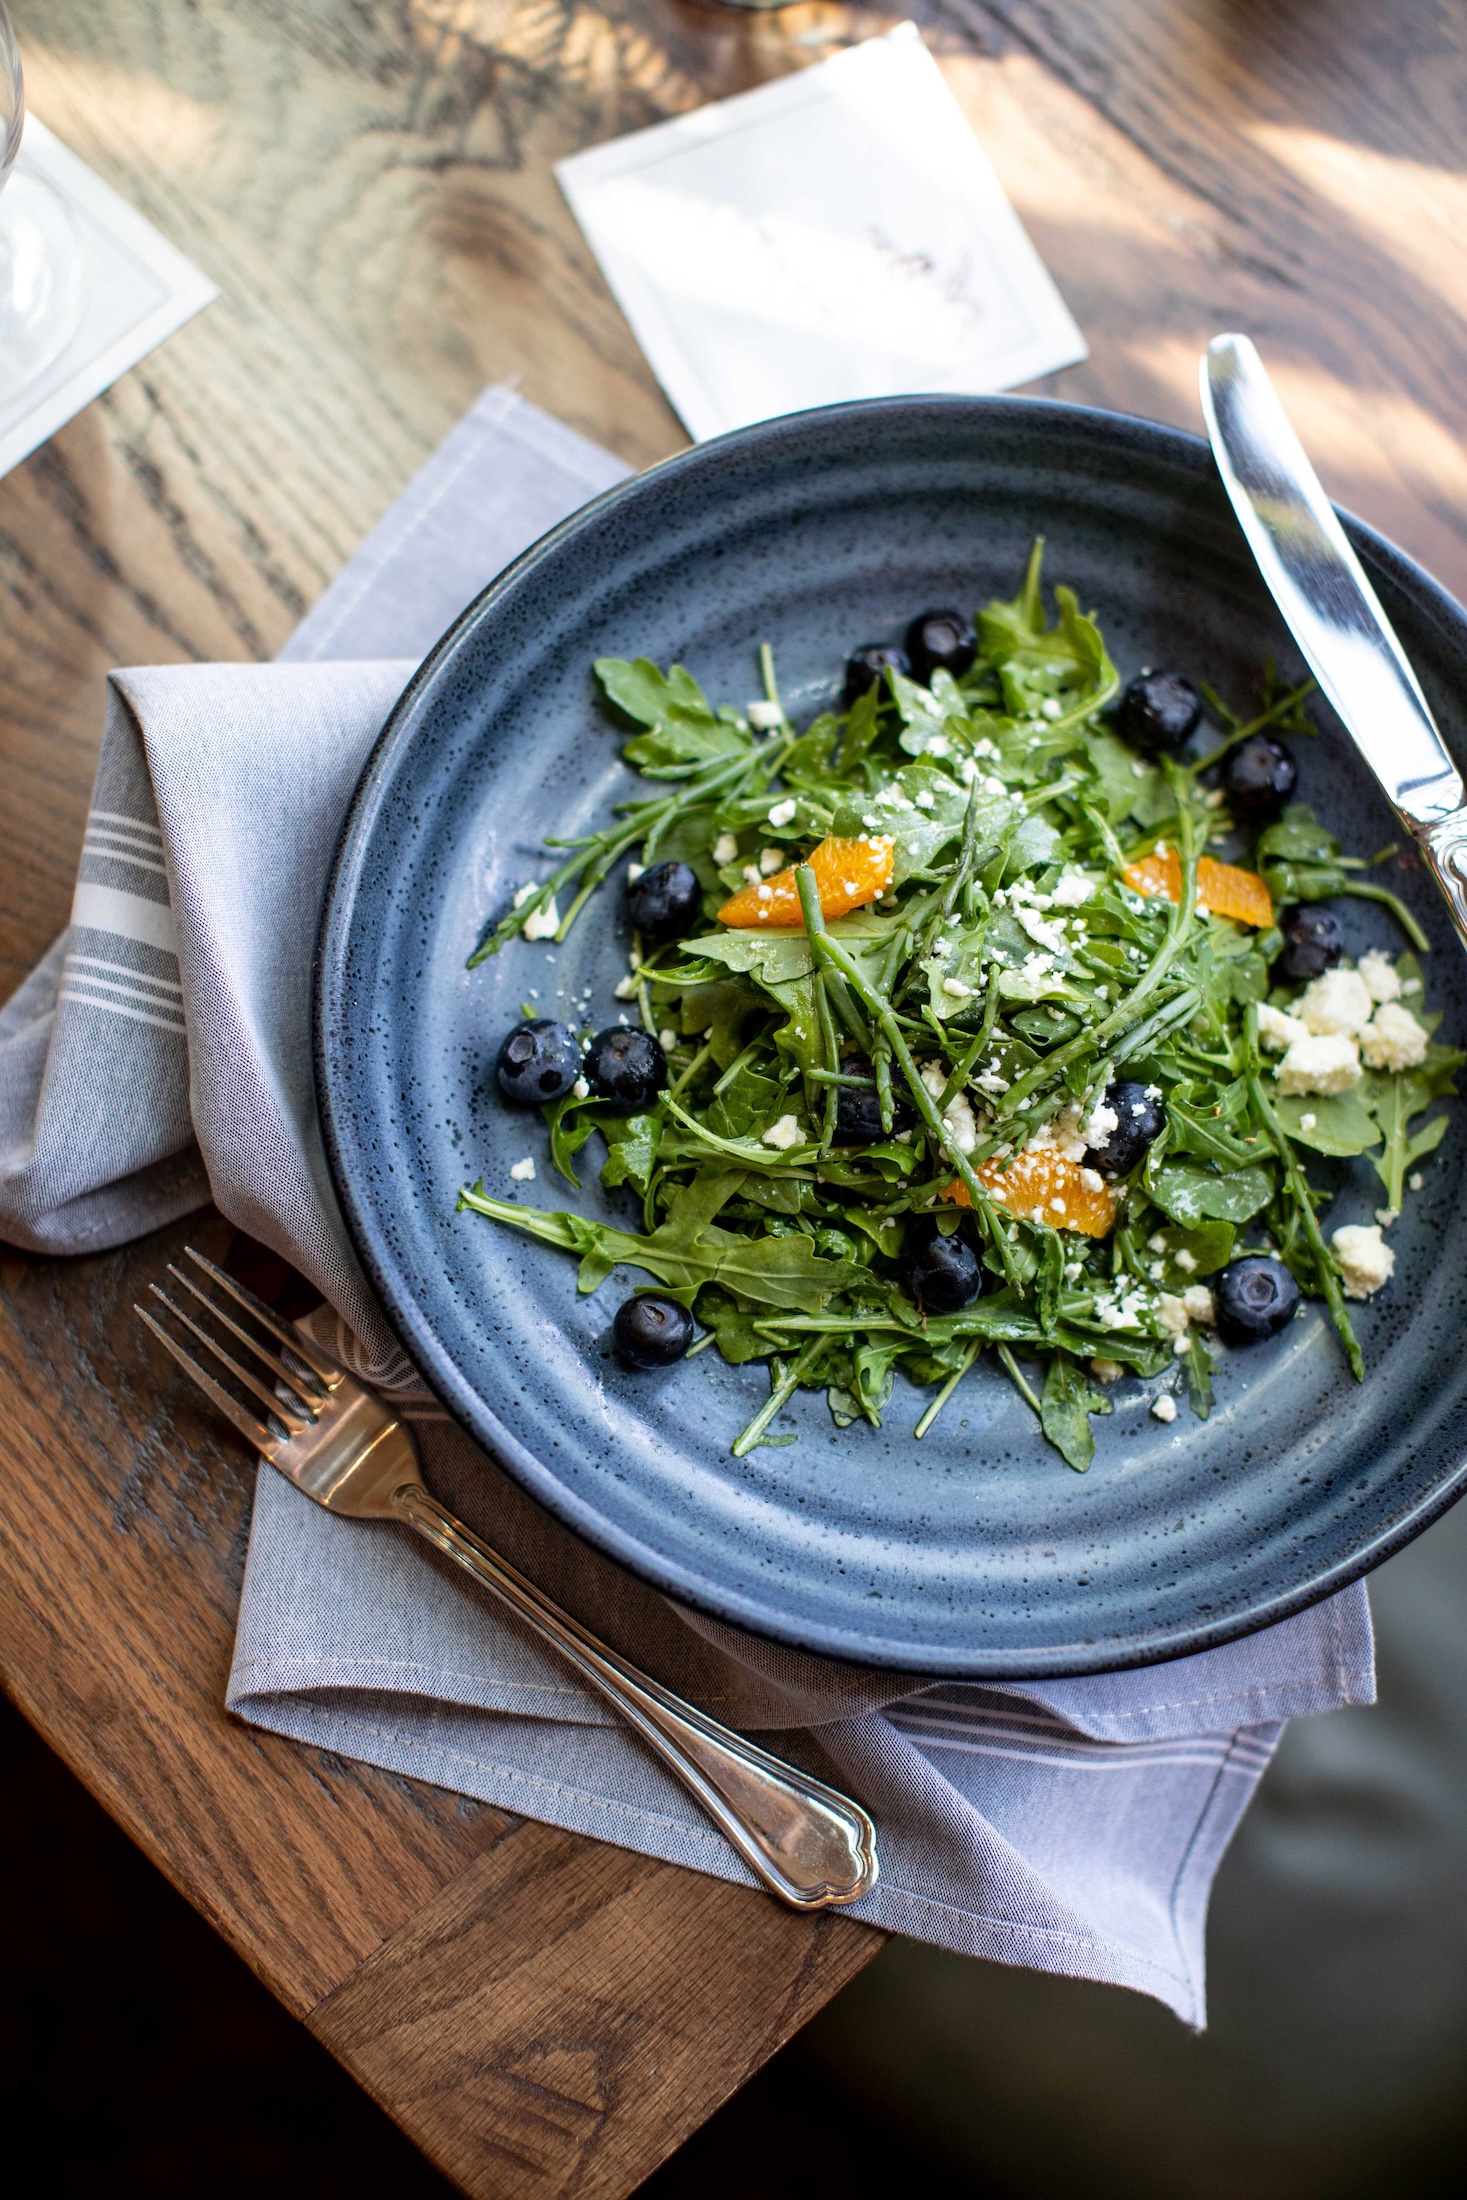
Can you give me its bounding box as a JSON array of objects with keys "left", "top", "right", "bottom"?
[{"left": 2, "top": 2, "right": 1465, "bottom": 2192}]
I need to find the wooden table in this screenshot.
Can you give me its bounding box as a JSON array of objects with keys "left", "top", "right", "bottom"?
[{"left": 3, "top": 2, "right": 1464, "bottom": 2191}]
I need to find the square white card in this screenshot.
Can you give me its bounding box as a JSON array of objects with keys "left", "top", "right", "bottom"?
[
  {"left": 557, "top": 23, "right": 1086, "bottom": 442},
  {"left": 0, "top": 116, "right": 218, "bottom": 481}
]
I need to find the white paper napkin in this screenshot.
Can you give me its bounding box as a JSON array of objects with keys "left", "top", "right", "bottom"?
[
  {"left": 0, "top": 116, "right": 217, "bottom": 479},
  {"left": 557, "top": 23, "right": 1086, "bottom": 442}
]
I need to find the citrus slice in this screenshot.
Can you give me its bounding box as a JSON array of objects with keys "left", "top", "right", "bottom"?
[
  {"left": 1122, "top": 844, "right": 1272, "bottom": 929},
  {"left": 946, "top": 1150, "right": 1116, "bottom": 1238},
  {"left": 717, "top": 834, "right": 895, "bottom": 927}
]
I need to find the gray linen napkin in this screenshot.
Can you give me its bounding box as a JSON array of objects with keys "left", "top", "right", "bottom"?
[{"left": 0, "top": 387, "right": 1375, "bottom": 2025}]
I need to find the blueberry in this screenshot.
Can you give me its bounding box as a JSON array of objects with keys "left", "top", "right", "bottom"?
[
  {"left": 1221, "top": 734, "right": 1297, "bottom": 823},
  {"left": 613, "top": 1294, "right": 693, "bottom": 1370},
  {"left": 843, "top": 643, "right": 911, "bottom": 708},
  {"left": 905, "top": 1217, "right": 983, "bottom": 1313},
  {"left": 627, "top": 859, "right": 701, "bottom": 944},
  {"left": 495, "top": 1018, "right": 581, "bottom": 1106},
  {"left": 833, "top": 1057, "right": 910, "bottom": 1145},
  {"left": 1274, "top": 903, "right": 1344, "bottom": 983},
  {"left": 905, "top": 609, "right": 976, "bottom": 686},
  {"left": 1117, "top": 669, "right": 1202, "bottom": 754},
  {"left": 583, "top": 1025, "right": 667, "bottom": 1112},
  {"left": 1213, "top": 1255, "right": 1300, "bottom": 1345},
  {"left": 1083, "top": 1079, "right": 1165, "bottom": 1179}
]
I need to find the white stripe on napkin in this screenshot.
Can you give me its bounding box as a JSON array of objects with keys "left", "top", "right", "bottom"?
[{"left": 70, "top": 879, "right": 179, "bottom": 953}]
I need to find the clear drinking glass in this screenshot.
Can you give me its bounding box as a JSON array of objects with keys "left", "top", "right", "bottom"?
[{"left": 0, "top": 3, "right": 83, "bottom": 403}]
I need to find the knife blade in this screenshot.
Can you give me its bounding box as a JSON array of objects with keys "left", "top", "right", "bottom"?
[{"left": 1201, "top": 331, "right": 1467, "bottom": 954}]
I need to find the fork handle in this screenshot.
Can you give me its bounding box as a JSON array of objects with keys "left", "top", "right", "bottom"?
[{"left": 391, "top": 1483, "right": 878, "bottom": 1911}]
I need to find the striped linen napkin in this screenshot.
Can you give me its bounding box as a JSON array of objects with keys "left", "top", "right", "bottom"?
[{"left": 0, "top": 387, "right": 1374, "bottom": 2024}]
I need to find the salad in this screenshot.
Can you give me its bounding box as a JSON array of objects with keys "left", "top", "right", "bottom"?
[{"left": 458, "top": 550, "right": 1459, "bottom": 1470}]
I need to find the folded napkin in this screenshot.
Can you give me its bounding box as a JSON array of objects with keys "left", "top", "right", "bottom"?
[{"left": 0, "top": 386, "right": 1375, "bottom": 2025}]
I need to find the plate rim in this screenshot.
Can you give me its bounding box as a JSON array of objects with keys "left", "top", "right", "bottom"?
[{"left": 314, "top": 390, "right": 1467, "bottom": 1676}]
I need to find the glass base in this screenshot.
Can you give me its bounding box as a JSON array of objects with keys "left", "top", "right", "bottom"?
[{"left": 0, "top": 168, "right": 84, "bottom": 404}]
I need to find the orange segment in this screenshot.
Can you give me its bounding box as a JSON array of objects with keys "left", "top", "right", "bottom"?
[
  {"left": 717, "top": 834, "right": 895, "bottom": 928},
  {"left": 1122, "top": 845, "right": 1272, "bottom": 929},
  {"left": 946, "top": 1150, "right": 1116, "bottom": 1239}
]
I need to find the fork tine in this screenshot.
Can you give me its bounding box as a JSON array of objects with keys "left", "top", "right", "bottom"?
[
  {"left": 135, "top": 1307, "right": 278, "bottom": 1455},
  {"left": 147, "top": 1283, "right": 312, "bottom": 1435},
  {"left": 165, "top": 1263, "right": 324, "bottom": 1415},
  {"left": 183, "top": 1247, "right": 342, "bottom": 1386}
]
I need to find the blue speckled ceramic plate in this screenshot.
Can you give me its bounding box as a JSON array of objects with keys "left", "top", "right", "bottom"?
[{"left": 315, "top": 395, "right": 1467, "bottom": 1676}]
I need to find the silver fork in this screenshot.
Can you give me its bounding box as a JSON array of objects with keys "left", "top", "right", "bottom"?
[{"left": 136, "top": 1247, "right": 879, "bottom": 1911}]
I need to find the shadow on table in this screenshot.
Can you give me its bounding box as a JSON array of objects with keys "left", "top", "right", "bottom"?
[{"left": 8, "top": 1486, "right": 1467, "bottom": 2198}]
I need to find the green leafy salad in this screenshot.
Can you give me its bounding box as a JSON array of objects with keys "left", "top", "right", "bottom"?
[{"left": 458, "top": 548, "right": 1458, "bottom": 1470}]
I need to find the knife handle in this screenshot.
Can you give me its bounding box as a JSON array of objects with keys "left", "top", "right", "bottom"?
[{"left": 1417, "top": 814, "right": 1467, "bottom": 959}]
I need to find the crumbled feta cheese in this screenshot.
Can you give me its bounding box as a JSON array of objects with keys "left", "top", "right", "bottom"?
[
  {"left": 766, "top": 797, "right": 797, "bottom": 826},
  {"left": 712, "top": 833, "right": 738, "bottom": 866},
  {"left": 1403, "top": 977, "right": 1422, "bottom": 994},
  {"left": 1147, "top": 1231, "right": 1168, "bottom": 1254},
  {"left": 1410, "top": 1171, "right": 1425, "bottom": 1192},
  {"left": 1151, "top": 1393, "right": 1178, "bottom": 1423},
  {"left": 512, "top": 881, "right": 538, "bottom": 908},
  {"left": 1257, "top": 1002, "right": 1308, "bottom": 1053},
  {"left": 941, "top": 977, "right": 974, "bottom": 999},
  {"left": 1331, "top": 1222, "right": 1396, "bottom": 1299},
  {"left": 1300, "top": 967, "right": 1373, "bottom": 1037},
  {"left": 613, "top": 973, "right": 639, "bottom": 1000},
  {"left": 1055, "top": 1100, "right": 1090, "bottom": 1170},
  {"left": 508, "top": 1157, "right": 536, "bottom": 1182},
  {"left": 1050, "top": 868, "right": 1094, "bottom": 908},
  {"left": 1040, "top": 696, "right": 1063, "bottom": 720},
  {"left": 1181, "top": 1285, "right": 1215, "bottom": 1325},
  {"left": 1079, "top": 1167, "right": 1105, "bottom": 1194},
  {"left": 1375, "top": 1208, "right": 1399, "bottom": 1229},
  {"left": 1275, "top": 1031, "right": 1362, "bottom": 1096},
  {"left": 940, "top": 1093, "right": 979, "bottom": 1155},
  {"left": 748, "top": 701, "right": 784, "bottom": 731},
  {"left": 1360, "top": 1000, "right": 1428, "bottom": 1071},
  {"left": 919, "top": 1061, "right": 948, "bottom": 1101},
  {"left": 1016, "top": 904, "right": 1068, "bottom": 954},
  {"left": 658, "top": 1028, "right": 678, "bottom": 1051},
  {"left": 523, "top": 896, "right": 559, "bottom": 941},
  {"left": 1064, "top": 1261, "right": 1084, "bottom": 1283},
  {"left": 1157, "top": 1294, "right": 1191, "bottom": 1339},
  {"left": 982, "top": 775, "right": 1008, "bottom": 798},
  {"left": 755, "top": 882, "right": 773, "bottom": 901},
  {"left": 761, "top": 1114, "right": 803, "bottom": 1150},
  {"left": 626, "top": 862, "right": 645, "bottom": 882},
  {"left": 913, "top": 790, "right": 935, "bottom": 810},
  {"left": 741, "top": 864, "right": 762, "bottom": 886},
  {"left": 1299, "top": 1112, "right": 1317, "bottom": 1131},
  {"left": 1082, "top": 1099, "right": 1120, "bottom": 1149},
  {"left": 1356, "top": 949, "right": 1402, "bottom": 1003},
  {"left": 1149, "top": 1260, "right": 1166, "bottom": 1281},
  {"left": 1091, "top": 1358, "right": 1124, "bottom": 1384},
  {"left": 759, "top": 846, "right": 785, "bottom": 876},
  {"left": 1174, "top": 1248, "right": 1197, "bottom": 1274},
  {"left": 572, "top": 1077, "right": 590, "bottom": 1099}
]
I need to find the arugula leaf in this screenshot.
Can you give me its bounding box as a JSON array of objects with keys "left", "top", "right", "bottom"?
[
  {"left": 599, "top": 1113, "right": 660, "bottom": 1195},
  {"left": 1273, "top": 1087, "right": 1381, "bottom": 1157},
  {"left": 1040, "top": 1351, "right": 1111, "bottom": 1473},
  {"left": 460, "top": 1170, "right": 866, "bottom": 1307},
  {"left": 1364, "top": 1043, "right": 1464, "bottom": 1207},
  {"left": 1149, "top": 1162, "right": 1277, "bottom": 1226},
  {"left": 596, "top": 657, "right": 748, "bottom": 775}
]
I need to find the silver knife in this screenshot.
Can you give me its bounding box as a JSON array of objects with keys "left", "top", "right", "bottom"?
[{"left": 1200, "top": 331, "right": 1467, "bottom": 955}]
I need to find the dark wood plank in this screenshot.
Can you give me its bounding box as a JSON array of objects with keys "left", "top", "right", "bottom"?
[{"left": 310, "top": 1829, "right": 877, "bottom": 2198}]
